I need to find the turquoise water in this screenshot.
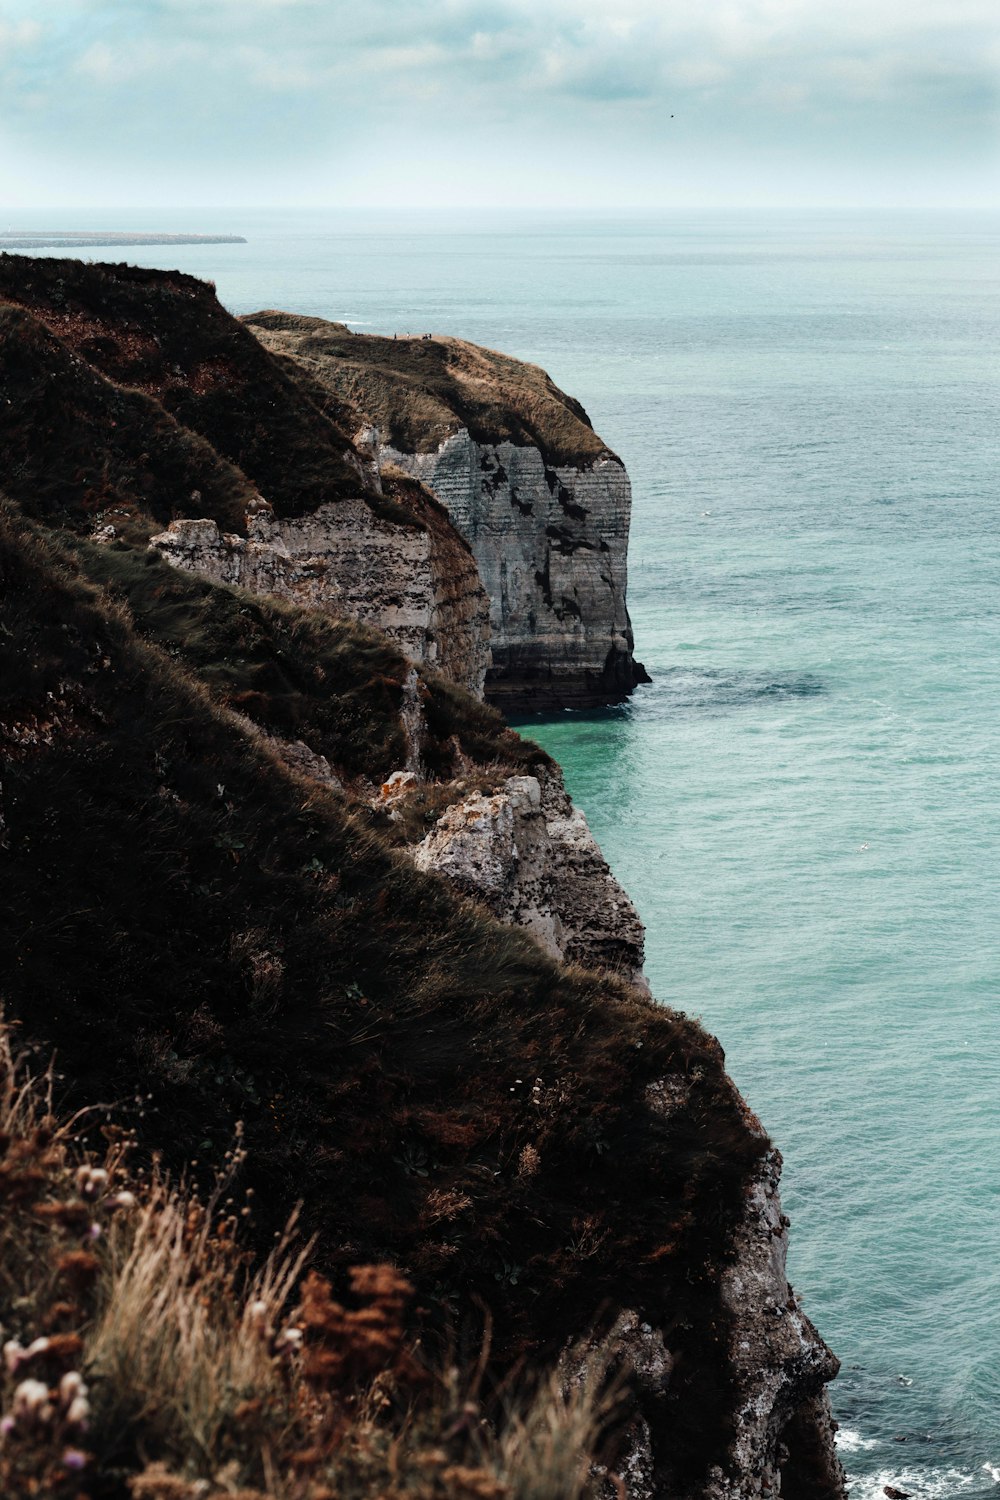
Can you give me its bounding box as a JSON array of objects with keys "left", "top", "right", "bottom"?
[{"left": 32, "top": 209, "right": 1000, "bottom": 1496}]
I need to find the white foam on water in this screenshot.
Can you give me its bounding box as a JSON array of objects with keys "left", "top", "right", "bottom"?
[
  {"left": 847, "top": 1465, "right": 984, "bottom": 1499},
  {"left": 982, "top": 1463, "right": 1000, "bottom": 1485},
  {"left": 837, "top": 1429, "right": 880, "bottom": 1454}
]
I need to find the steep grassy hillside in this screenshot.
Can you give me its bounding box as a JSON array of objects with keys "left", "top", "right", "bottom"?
[
  {"left": 1, "top": 499, "right": 768, "bottom": 1494},
  {"left": 71, "top": 537, "right": 540, "bottom": 784},
  {"left": 0, "top": 302, "right": 259, "bottom": 533},
  {"left": 0, "top": 254, "right": 365, "bottom": 517}
]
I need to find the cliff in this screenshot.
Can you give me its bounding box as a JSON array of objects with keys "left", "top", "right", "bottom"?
[
  {"left": 243, "top": 312, "right": 649, "bottom": 711},
  {"left": 0, "top": 256, "right": 491, "bottom": 697},
  {"left": 0, "top": 255, "right": 844, "bottom": 1500}
]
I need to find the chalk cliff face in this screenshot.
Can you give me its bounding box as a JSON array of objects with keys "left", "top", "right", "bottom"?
[
  {"left": 383, "top": 431, "right": 640, "bottom": 711},
  {"left": 406, "top": 767, "right": 646, "bottom": 982},
  {"left": 149, "top": 496, "right": 491, "bottom": 698},
  {"left": 0, "top": 255, "right": 844, "bottom": 1500},
  {"left": 244, "top": 313, "right": 649, "bottom": 711}
]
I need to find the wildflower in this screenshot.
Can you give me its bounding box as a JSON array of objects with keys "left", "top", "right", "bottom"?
[
  {"left": 65, "top": 1394, "right": 90, "bottom": 1428},
  {"left": 75, "top": 1165, "right": 109, "bottom": 1200},
  {"left": 59, "top": 1372, "right": 85, "bottom": 1404},
  {"left": 62, "top": 1449, "right": 88, "bottom": 1471},
  {"left": 0, "top": 1415, "right": 15, "bottom": 1438},
  {"left": 13, "top": 1378, "right": 53, "bottom": 1424},
  {"left": 3, "top": 1340, "right": 24, "bottom": 1373},
  {"left": 106, "top": 1190, "right": 137, "bottom": 1211}
]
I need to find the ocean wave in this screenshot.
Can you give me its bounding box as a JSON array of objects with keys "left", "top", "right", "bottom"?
[
  {"left": 846, "top": 1464, "right": 998, "bottom": 1499},
  {"left": 653, "top": 665, "right": 825, "bottom": 711},
  {"left": 837, "top": 1429, "right": 880, "bottom": 1454}
]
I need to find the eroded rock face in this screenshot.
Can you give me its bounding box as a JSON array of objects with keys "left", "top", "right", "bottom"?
[
  {"left": 149, "top": 497, "right": 491, "bottom": 698},
  {"left": 381, "top": 430, "right": 645, "bottom": 710},
  {"left": 242, "top": 313, "right": 648, "bottom": 710},
  {"left": 603, "top": 1085, "right": 844, "bottom": 1500},
  {"left": 410, "top": 767, "right": 645, "bottom": 982},
  {"left": 707, "top": 1147, "right": 844, "bottom": 1500}
]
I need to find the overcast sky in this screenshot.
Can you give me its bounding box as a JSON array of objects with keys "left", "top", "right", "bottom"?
[{"left": 0, "top": 0, "right": 997, "bottom": 209}]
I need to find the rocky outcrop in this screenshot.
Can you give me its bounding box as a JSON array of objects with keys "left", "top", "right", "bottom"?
[
  {"left": 709, "top": 1147, "right": 843, "bottom": 1500},
  {"left": 602, "top": 1134, "right": 843, "bottom": 1500},
  {"left": 409, "top": 767, "right": 645, "bottom": 981},
  {"left": 244, "top": 313, "right": 648, "bottom": 710},
  {"left": 149, "top": 496, "right": 491, "bottom": 698}
]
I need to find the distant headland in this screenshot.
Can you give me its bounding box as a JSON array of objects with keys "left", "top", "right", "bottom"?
[{"left": 0, "top": 231, "right": 246, "bottom": 249}]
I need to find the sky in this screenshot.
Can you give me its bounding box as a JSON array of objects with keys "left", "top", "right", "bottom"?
[{"left": 0, "top": 0, "right": 997, "bottom": 209}]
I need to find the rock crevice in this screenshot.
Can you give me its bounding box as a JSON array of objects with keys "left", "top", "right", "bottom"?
[{"left": 409, "top": 766, "right": 646, "bottom": 982}]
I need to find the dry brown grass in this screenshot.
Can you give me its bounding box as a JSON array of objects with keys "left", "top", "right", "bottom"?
[
  {"left": 0, "top": 1023, "right": 621, "bottom": 1500},
  {"left": 243, "top": 313, "right": 611, "bottom": 466}
]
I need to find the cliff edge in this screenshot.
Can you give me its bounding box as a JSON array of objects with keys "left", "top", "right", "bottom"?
[
  {"left": 243, "top": 311, "right": 649, "bottom": 711},
  {"left": 0, "top": 255, "right": 843, "bottom": 1500}
]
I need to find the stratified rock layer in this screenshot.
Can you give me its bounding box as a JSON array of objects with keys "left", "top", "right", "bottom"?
[
  {"left": 244, "top": 313, "right": 649, "bottom": 710},
  {"left": 383, "top": 430, "right": 641, "bottom": 710},
  {"left": 149, "top": 497, "right": 491, "bottom": 698}
]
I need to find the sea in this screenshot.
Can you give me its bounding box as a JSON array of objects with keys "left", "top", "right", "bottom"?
[{"left": 23, "top": 206, "right": 1000, "bottom": 1498}]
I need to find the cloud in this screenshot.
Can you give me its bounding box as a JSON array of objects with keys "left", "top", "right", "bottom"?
[
  {"left": 0, "top": 0, "right": 996, "bottom": 204},
  {"left": 0, "top": 17, "right": 40, "bottom": 47}
]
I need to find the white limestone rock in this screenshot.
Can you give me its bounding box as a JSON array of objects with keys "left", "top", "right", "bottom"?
[
  {"left": 412, "top": 768, "right": 645, "bottom": 982},
  {"left": 383, "top": 430, "right": 644, "bottom": 708},
  {"left": 149, "top": 497, "right": 491, "bottom": 699}
]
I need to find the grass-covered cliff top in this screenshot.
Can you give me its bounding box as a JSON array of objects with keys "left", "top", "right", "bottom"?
[
  {"left": 0, "top": 253, "right": 480, "bottom": 565},
  {"left": 244, "top": 311, "right": 615, "bottom": 467},
  {"left": 0, "top": 253, "right": 378, "bottom": 527}
]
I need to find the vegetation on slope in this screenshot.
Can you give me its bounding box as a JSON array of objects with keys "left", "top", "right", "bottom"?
[
  {"left": 243, "top": 313, "right": 614, "bottom": 467},
  {"left": 0, "top": 254, "right": 366, "bottom": 520},
  {"left": 0, "top": 304, "right": 256, "bottom": 533},
  {"left": 0, "top": 499, "right": 767, "bottom": 1494},
  {"left": 67, "top": 537, "right": 543, "bottom": 786},
  {"left": 0, "top": 1022, "right": 615, "bottom": 1500}
]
